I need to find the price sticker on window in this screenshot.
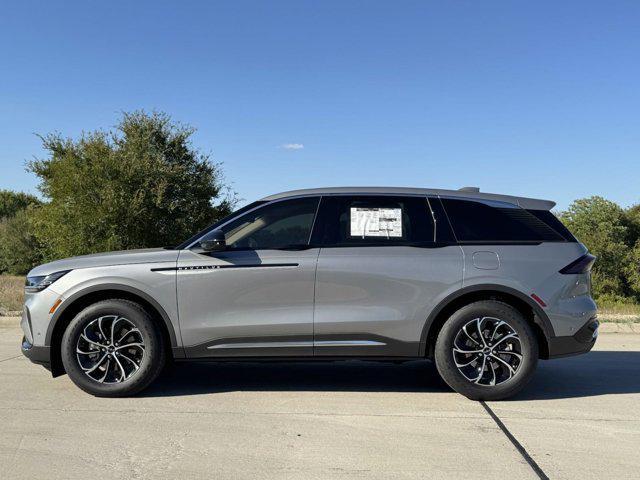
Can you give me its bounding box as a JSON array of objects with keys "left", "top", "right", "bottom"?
[{"left": 350, "top": 207, "right": 402, "bottom": 238}]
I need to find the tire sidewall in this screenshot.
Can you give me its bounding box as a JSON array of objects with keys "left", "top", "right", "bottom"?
[
  {"left": 61, "top": 299, "right": 164, "bottom": 397},
  {"left": 434, "top": 301, "right": 538, "bottom": 401}
]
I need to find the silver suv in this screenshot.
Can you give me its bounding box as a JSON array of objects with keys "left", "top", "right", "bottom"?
[{"left": 21, "top": 187, "right": 598, "bottom": 400}]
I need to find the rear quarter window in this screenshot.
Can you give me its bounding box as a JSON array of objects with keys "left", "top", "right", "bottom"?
[{"left": 440, "top": 197, "right": 566, "bottom": 243}]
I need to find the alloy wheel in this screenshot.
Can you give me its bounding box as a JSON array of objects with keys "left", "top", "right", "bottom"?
[
  {"left": 76, "top": 315, "right": 145, "bottom": 384},
  {"left": 452, "top": 316, "right": 522, "bottom": 386}
]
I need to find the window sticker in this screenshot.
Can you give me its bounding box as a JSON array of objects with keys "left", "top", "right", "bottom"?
[{"left": 350, "top": 207, "right": 402, "bottom": 238}]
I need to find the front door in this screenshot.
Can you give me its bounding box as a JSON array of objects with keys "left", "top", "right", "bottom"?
[{"left": 177, "top": 197, "right": 321, "bottom": 357}]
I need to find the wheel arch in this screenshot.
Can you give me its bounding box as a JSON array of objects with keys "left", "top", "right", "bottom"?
[
  {"left": 46, "top": 284, "right": 181, "bottom": 377},
  {"left": 420, "top": 284, "right": 553, "bottom": 360}
]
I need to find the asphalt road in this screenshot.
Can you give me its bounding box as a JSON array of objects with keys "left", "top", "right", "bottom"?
[{"left": 1, "top": 320, "right": 639, "bottom": 479}]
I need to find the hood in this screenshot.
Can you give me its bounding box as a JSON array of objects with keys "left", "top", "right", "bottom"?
[{"left": 28, "top": 248, "right": 180, "bottom": 277}]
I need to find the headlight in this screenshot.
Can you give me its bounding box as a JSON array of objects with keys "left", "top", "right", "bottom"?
[{"left": 25, "top": 270, "right": 71, "bottom": 292}]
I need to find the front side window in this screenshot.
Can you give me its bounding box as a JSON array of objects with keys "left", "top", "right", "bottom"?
[
  {"left": 219, "top": 197, "right": 320, "bottom": 250},
  {"left": 312, "top": 196, "right": 434, "bottom": 247}
]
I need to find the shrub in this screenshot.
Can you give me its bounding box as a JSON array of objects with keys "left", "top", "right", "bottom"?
[{"left": 28, "top": 111, "right": 235, "bottom": 261}]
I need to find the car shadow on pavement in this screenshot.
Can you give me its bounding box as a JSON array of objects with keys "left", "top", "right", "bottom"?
[
  {"left": 141, "top": 351, "right": 640, "bottom": 399},
  {"left": 142, "top": 360, "right": 450, "bottom": 397},
  {"left": 513, "top": 351, "right": 640, "bottom": 400}
]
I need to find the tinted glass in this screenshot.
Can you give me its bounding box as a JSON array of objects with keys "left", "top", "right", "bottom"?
[
  {"left": 220, "top": 197, "right": 319, "bottom": 250},
  {"left": 441, "top": 198, "right": 566, "bottom": 243},
  {"left": 177, "top": 201, "right": 266, "bottom": 249},
  {"left": 312, "top": 196, "right": 433, "bottom": 247},
  {"left": 527, "top": 209, "right": 577, "bottom": 242}
]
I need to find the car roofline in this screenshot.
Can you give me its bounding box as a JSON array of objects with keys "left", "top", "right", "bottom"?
[{"left": 259, "top": 187, "right": 556, "bottom": 211}]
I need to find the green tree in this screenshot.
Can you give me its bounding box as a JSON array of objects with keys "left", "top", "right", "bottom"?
[
  {"left": 625, "top": 204, "right": 640, "bottom": 244},
  {"left": 559, "top": 196, "right": 632, "bottom": 300},
  {"left": 0, "top": 208, "right": 42, "bottom": 274},
  {"left": 0, "top": 189, "right": 40, "bottom": 219},
  {"left": 624, "top": 204, "right": 640, "bottom": 296},
  {"left": 28, "top": 111, "right": 235, "bottom": 261}
]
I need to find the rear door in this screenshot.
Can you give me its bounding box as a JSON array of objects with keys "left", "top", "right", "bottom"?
[{"left": 311, "top": 195, "right": 464, "bottom": 357}]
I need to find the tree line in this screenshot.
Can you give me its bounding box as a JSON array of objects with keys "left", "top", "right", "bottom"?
[{"left": 0, "top": 111, "right": 638, "bottom": 307}]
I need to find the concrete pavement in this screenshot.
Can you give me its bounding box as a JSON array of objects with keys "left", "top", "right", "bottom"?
[{"left": 1, "top": 319, "right": 639, "bottom": 479}]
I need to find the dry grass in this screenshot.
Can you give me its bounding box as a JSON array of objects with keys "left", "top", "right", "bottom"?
[
  {"left": 598, "top": 310, "right": 640, "bottom": 323},
  {"left": 0, "top": 275, "right": 24, "bottom": 313}
]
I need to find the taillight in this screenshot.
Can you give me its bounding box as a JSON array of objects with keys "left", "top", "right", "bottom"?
[{"left": 559, "top": 254, "right": 596, "bottom": 274}]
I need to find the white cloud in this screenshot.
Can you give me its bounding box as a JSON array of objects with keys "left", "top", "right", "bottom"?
[{"left": 280, "top": 143, "right": 304, "bottom": 150}]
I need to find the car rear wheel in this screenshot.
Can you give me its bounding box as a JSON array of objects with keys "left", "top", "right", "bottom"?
[
  {"left": 434, "top": 300, "right": 538, "bottom": 400},
  {"left": 61, "top": 299, "right": 165, "bottom": 397}
]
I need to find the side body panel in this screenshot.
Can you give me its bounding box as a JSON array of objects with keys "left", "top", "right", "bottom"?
[
  {"left": 176, "top": 248, "right": 319, "bottom": 357},
  {"left": 461, "top": 243, "right": 597, "bottom": 337},
  {"left": 313, "top": 245, "right": 464, "bottom": 356}
]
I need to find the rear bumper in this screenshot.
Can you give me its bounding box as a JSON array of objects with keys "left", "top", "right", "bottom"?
[
  {"left": 21, "top": 337, "right": 52, "bottom": 371},
  {"left": 547, "top": 318, "right": 599, "bottom": 359}
]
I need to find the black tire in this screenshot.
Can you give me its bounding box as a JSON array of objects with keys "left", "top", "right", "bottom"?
[
  {"left": 434, "top": 300, "right": 538, "bottom": 401},
  {"left": 61, "top": 299, "right": 165, "bottom": 397}
]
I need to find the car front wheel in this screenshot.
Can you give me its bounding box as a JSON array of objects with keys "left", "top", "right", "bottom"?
[{"left": 61, "top": 299, "right": 165, "bottom": 397}]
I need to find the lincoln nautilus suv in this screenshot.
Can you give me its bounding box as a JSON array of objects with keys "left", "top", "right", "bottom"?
[{"left": 21, "top": 187, "right": 598, "bottom": 400}]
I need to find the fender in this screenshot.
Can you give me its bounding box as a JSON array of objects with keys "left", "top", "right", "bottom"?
[
  {"left": 418, "top": 283, "right": 555, "bottom": 356},
  {"left": 45, "top": 283, "right": 179, "bottom": 347}
]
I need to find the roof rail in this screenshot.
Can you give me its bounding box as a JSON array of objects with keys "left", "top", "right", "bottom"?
[{"left": 458, "top": 186, "right": 480, "bottom": 193}]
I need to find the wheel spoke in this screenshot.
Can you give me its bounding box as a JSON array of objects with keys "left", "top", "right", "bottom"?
[
  {"left": 111, "top": 317, "right": 124, "bottom": 346},
  {"left": 454, "top": 355, "right": 479, "bottom": 368},
  {"left": 97, "top": 358, "right": 111, "bottom": 383},
  {"left": 473, "top": 356, "right": 487, "bottom": 384},
  {"left": 116, "top": 342, "right": 144, "bottom": 351},
  {"left": 113, "top": 355, "right": 127, "bottom": 382},
  {"left": 489, "top": 320, "right": 506, "bottom": 342},
  {"left": 76, "top": 348, "right": 99, "bottom": 355},
  {"left": 489, "top": 361, "right": 497, "bottom": 386},
  {"left": 492, "top": 333, "right": 518, "bottom": 348},
  {"left": 118, "top": 352, "right": 140, "bottom": 370},
  {"left": 453, "top": 347, "right": 483, "bottom": 354},
  {"left": 82, "top": 354, "right": 107, "bottom": 373},
  {"left": 117, "top": 328, "right": 140, "bottom": 345},
  {"left": 98, "top": 317, "right": 108, "bottom": 342},
  {"left": 80, "top": 334, "right": 103, "bottom": 349},
  {"left": 490, "top": 354, "right": 516, "bottom": 377},
  {"left": 496, "top": 350, "right": 523, "bottom": 361},
  {"left": 462, "top": 323, "right": 482, "bottom": 347},
  {"left": 475, "top": 318, "right": 487, "bottom": 347}
]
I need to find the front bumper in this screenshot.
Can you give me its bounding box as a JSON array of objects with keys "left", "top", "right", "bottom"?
[
  {"left": 21, "top": 337, "right": 52, "bottom": 370},
  {"left": 547, "top": 317, "right": 599, "bottom": 359}
]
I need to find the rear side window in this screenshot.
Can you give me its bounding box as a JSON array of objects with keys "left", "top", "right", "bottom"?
[
  {"left": 312, "top": 196, "right": 433, "bottom": 247},
  {"left": 440, "top": 198, "right": 566, "bottom": 243},
  {"left": 527, "top": 209, "right": 577, "bottom": 242}
]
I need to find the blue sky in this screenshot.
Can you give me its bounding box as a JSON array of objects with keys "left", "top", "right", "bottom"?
[{"left": 1, "top": 1, "right": 638, "bottom": 210}]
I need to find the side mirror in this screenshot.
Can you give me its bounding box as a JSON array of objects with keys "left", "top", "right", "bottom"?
[{"left": 199, "top": 230, "right": 226, "bottom": 252}]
